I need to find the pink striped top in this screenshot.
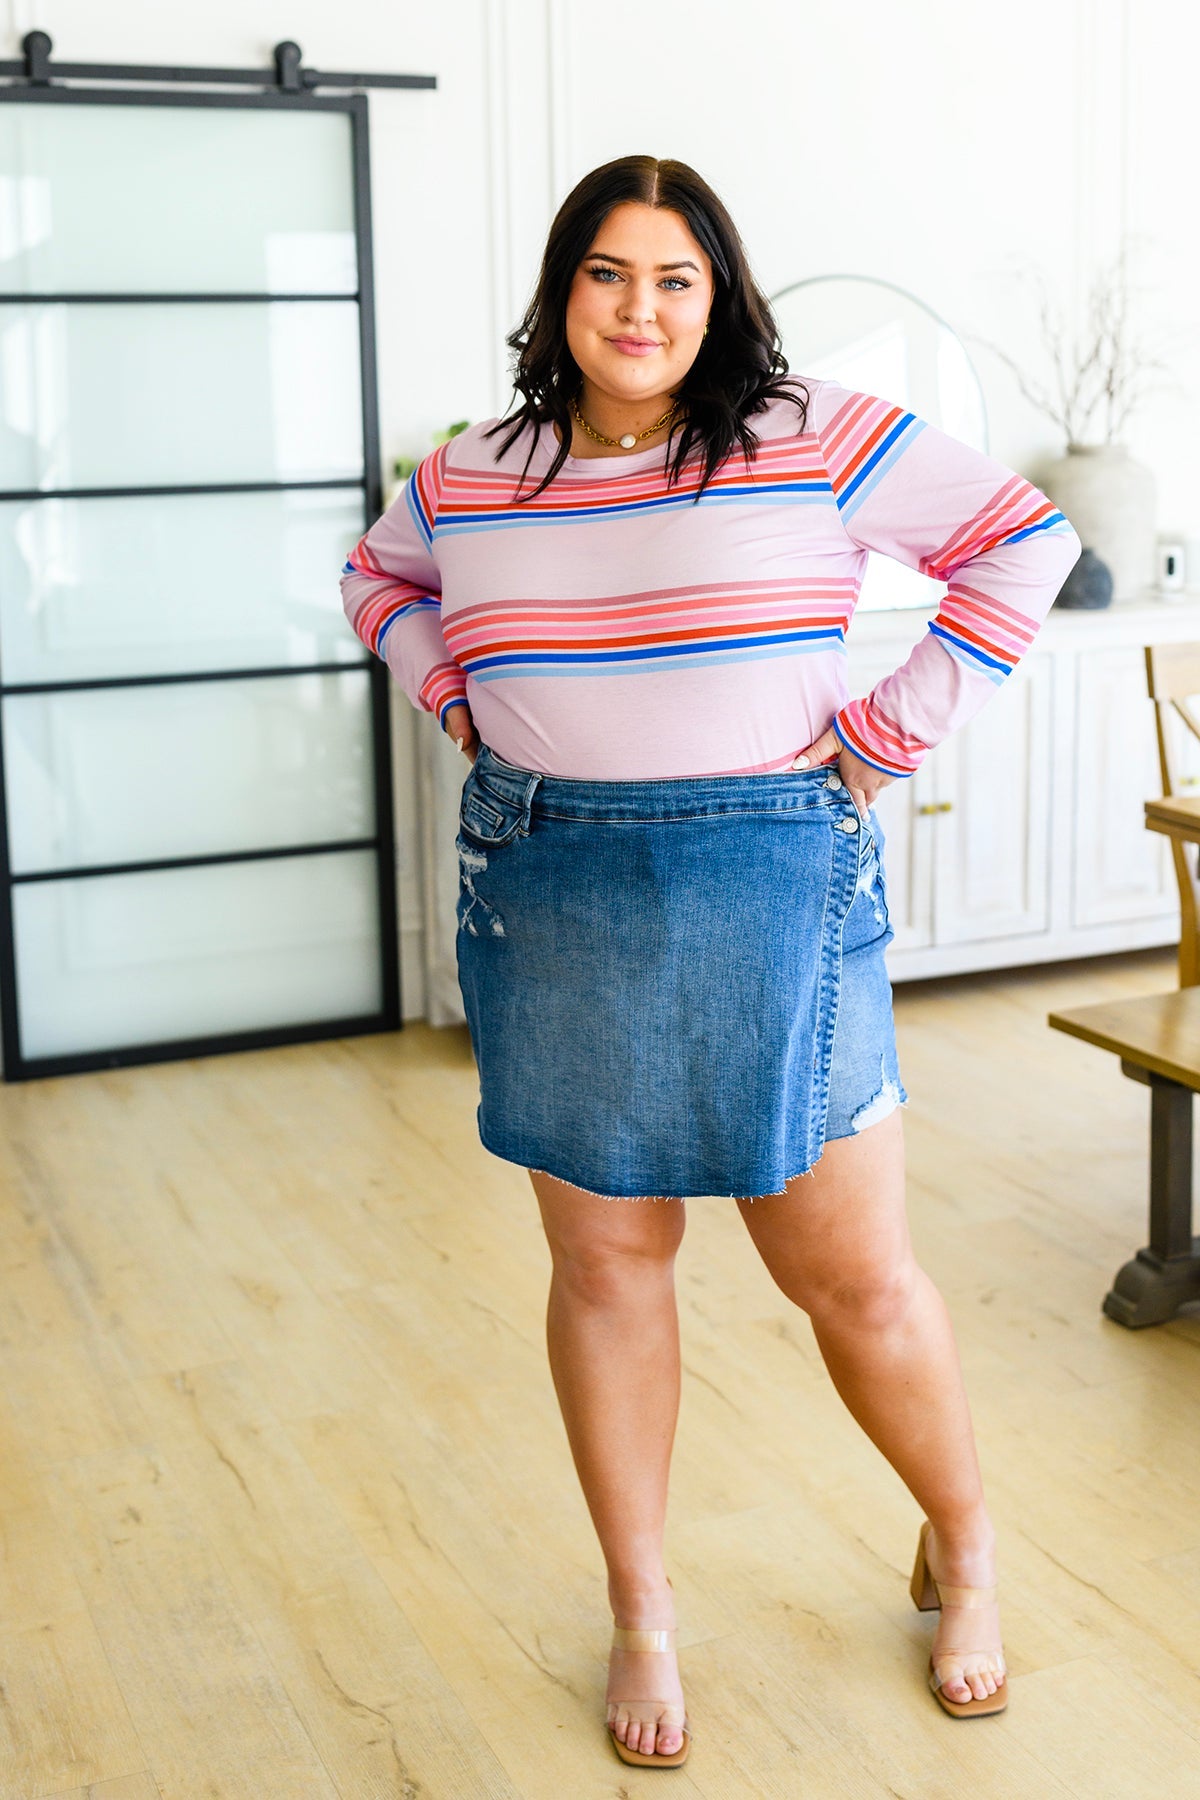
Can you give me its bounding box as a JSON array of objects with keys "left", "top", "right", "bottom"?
[{"left": 340, "top": 377, "right": 1081, "bottom": 780}]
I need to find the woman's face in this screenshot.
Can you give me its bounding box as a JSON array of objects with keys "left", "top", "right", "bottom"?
[{"left": 565, "top": 202, "right": 714, "bottom": 412}]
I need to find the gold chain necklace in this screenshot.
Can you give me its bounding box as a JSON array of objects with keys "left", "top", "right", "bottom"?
[{"left": 571, "top": 395, "right": 677, "bottom": 450}]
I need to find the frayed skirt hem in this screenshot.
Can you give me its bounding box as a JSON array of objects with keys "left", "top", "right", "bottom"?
[{"left": 492, "top": 1088, "right": 908, "bottom": 1202}]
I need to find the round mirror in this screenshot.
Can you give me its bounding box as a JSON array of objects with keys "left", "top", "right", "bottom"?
[{"left": 770, "top": 274, "right": 989, "bottom": 612}]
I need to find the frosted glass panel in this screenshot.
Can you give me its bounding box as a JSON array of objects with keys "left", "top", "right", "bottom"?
[
  {"left": 5, "top": 671, "right": 375, "bottom": 874},
  {"left": 14, "top": 850, "right": 381, "bottom": 1059},
  {"left": 0, "top": 490, "right": 367, "bottom": 682},
  {"left": 0, "top": 102, "right": 356, "bottom": 294},
  {"left": 0, "top": 302, "right": 363, "bottom": 490}
]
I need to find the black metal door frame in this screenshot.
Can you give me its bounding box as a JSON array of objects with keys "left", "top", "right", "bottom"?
[{"left": 0, "top": 40, "right": 433, "bottom": 1078}]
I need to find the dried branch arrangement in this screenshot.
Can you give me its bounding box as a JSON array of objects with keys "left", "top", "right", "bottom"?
[{"left": 971, "top": 245, "right": 1169, "bottom": 450}]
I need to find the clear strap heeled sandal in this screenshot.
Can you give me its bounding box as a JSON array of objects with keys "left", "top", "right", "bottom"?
[
  {"left": 607, "top": 1624, "right": 692, "bottom": 1768},
  {"left": 910, "top": 1519, "right": 1008, "bottom": 1718}
]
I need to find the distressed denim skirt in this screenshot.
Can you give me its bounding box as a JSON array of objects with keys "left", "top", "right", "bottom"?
[{"left": 454, "top": 743, "right": 907, "bottom": 1199}]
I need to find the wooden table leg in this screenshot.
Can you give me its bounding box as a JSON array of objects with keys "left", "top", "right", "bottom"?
[{"left": 1103, "top": 1065, "right": 1200, "bottom": 1327}]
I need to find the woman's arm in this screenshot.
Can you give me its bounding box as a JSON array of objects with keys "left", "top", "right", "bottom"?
[
  {"left": 339, "top": 442, "right": 471, "bottom": 735},
  {"left": 806, "top": 378, "right": 1082, "bottom": 787}
]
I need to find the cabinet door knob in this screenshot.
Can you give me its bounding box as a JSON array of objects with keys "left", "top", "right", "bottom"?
[{"left": 917, "top": 801, "right": 954, "bottom": 815}]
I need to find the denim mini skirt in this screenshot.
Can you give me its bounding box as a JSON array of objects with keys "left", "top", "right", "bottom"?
[{"left": 454, "top": 743, "right": 907, "bottom": 1199}]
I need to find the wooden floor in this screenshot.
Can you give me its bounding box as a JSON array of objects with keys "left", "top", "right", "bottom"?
[{"left": 3, "top": 948, "right": 1199, "bottom": 1799}]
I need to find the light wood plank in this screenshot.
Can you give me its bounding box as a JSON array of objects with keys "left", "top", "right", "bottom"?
[
  {"left": 1009, "top": 1655, "right": 1200, "bottom": 1796},
  {"left": 1, "top": 1490, "right": 95, "bottom": 1635},
  {"left": 0, "top": 1609, "right": 145, "bottom": 1799},
  {"left": 41, "top": 1777, "right": 163, "bottom": 1800},
  {"left": 0, "top": 1078, "right": 237, "bottom": 1378},
  {"left": 44, "top": 1448, "right": 340, "bottom": 1800},
  {"left": 129, "top": 1359, "right": 519, "bottom": 1797}
]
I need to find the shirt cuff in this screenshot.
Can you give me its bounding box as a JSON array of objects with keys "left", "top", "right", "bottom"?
[
  {"left": 833, "top": 698, "right": 927, "bottom": 778},
  {"left": 420, "top": 663, "right": 469, "bottom": 725}
]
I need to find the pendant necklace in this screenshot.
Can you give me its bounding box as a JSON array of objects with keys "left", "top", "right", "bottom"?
[{"left": 571, "top": 396, "right": 677, "bottom": 451}]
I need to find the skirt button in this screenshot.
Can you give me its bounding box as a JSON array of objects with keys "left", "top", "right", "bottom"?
[
  {"left": 837, "top": 815, "right": 859, "bottom": 832},
  {"left": 825, "top": 774, "right": 843, "bottom": 790}
]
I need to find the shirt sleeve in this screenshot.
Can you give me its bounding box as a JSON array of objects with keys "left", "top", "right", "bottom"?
[
  {"left": 339, "top": 441, "right": 469, "bottom": 725},
  {"left": 810, "top": 378, "right": 1082, "bottom": 778}
]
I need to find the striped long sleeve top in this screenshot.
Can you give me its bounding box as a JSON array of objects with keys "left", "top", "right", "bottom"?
[{"left": 340, "top": 377, "right": 1081, "bottom": 780}]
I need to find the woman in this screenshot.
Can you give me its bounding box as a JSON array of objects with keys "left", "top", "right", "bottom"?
[{"left": 341, "top": 156, "right": 1080, "bottom": 1769}]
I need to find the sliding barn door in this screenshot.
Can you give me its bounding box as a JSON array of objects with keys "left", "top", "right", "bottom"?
[{"left": 0, "top": 88, "right": 396, "bottom": 1077}]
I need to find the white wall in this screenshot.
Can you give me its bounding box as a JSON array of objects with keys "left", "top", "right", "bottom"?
[{"left": 4, "top": 0, "right": 1196, "bottom": 1017}]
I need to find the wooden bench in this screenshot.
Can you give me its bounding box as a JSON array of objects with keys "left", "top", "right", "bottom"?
[{"left": 1048, "top": 990, "right": 1200, "bottom": 1326}]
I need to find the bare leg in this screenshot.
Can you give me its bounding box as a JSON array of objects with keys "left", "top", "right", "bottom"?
[
  {"left": 530, "top": 1169, "right": 689, "bottom": 1756},
  {"left": 737, "top": 1111, "right": 1005, "bottom": 1704}
]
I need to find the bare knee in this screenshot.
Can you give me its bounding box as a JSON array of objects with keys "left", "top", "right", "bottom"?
[
  {"left": 798, "top": 1259, "right": 920, "bottom": 1333},
  {"left": 531, "top": 1170, "right": 685, "bottom": 1306},
  {"left": 554, "top": 1236, "right": 681, "bottom": 1309}
]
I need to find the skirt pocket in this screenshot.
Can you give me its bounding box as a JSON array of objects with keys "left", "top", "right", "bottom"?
[
  {"left": 455, "top": 766, "right": 530, "bottom": 941},
  {"left": 458, "top": 768, "right": 527, "bottom": 848}
]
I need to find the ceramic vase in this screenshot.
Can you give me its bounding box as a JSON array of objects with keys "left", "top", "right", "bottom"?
[{"left": 1039, "top": 444, "right": 1157, "bottom": 604}]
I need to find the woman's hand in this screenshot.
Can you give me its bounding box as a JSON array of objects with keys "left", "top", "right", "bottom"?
[
  {"left": 442, "top": 701, "right": 480, "bottom": 765},
  {"left": 792, "top": 726, "right": 894, "bottom": 819}
]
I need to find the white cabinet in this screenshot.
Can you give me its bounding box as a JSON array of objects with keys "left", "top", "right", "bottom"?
[
  {"left": 845, "top": 598, "right": 1200, "bottom": 983},
  {"left": 853, "top": 653, "right": 1054, "bottom": 961},
  {"left": 930, "top": 655, "right": 1054, "bottom": 946}
]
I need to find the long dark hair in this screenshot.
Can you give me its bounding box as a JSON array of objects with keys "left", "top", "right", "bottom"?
[{"left": 483, "top": 155, "right": 808, "bottom": 501}]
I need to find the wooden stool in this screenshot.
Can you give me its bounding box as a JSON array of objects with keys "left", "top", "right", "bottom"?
[{"left": 1049, "top": 990, "right": 1200, "bottom": 1327}]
